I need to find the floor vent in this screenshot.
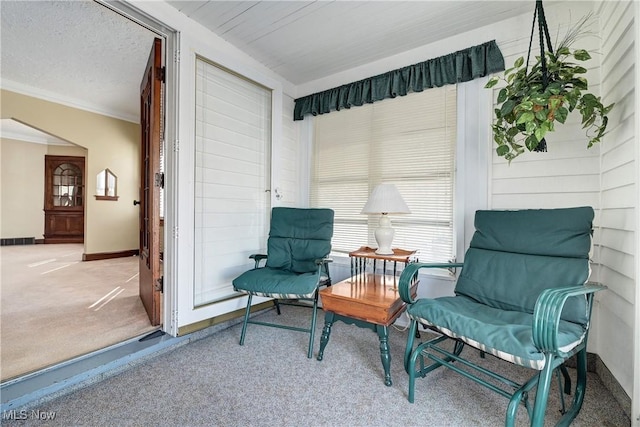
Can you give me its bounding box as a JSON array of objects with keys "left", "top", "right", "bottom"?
[{"left": 1, "top": 237, "right": 36, "bottom": 246}]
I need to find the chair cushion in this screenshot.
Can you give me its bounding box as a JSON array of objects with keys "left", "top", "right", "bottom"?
[
  {"left": 470, "top": 207, "right": 594, "bottom": 257},
  {"left": 455, "top": 248, "right": 590, "bottom": 325},
  {"left": 407, "top": 295, "right": 587, "bottom": 370},
  {"left": 455, "top": 207, "right": 593, "bottom": 325},
  {"left": 265, "top": 207, "right": 334, "bottom": 273},
  {"left": 232, "top": 267, "right": 320, "bottom": 299}
]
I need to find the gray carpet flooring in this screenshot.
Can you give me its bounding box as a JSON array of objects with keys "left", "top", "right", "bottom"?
[{"left": 1, "top": 305, "right": 630, "bottom": 426}]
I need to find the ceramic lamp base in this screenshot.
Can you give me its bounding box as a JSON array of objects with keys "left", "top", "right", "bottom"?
[{"left": 374, "top": 214, "right": 395, "bottom": 255}]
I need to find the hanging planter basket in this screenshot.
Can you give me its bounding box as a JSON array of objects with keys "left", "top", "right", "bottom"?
[{"left": 485, "top": 1, "right": 614, "bottom": 161}]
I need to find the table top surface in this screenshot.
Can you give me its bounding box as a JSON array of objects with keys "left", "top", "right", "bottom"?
[
  {"left": 348, "top": 246, "right": 417, "bottom": 263},
  {"left": 320, "top": 273, "right": 416, "bottom": 325},
  {"left": 319, "top": 273, "right": 405, "bottom": 309}
]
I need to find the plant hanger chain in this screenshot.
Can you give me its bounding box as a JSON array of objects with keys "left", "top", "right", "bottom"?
[{"left": 525, "top": 0, "right": 554, "bottom": 151}]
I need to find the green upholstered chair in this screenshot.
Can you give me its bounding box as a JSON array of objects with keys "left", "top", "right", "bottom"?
[
  {"left": 398, "top": 207, "right": 606, "bottom": 426},
  {"left": 232, "top": 207, "right": 334, "bottom": 358}
]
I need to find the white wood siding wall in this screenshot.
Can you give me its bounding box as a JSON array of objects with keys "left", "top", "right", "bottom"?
[
  {"left": 279, "top": 95, "right": 299, "bottom": 207},
  {"left": 595, "top": 0, "right": 637, "bottom": 403},
  {"left": 488, "top": 3, "right": 601, "bottom": 213},
  {"left": 485, "top": 0, "right": 638, "bottom": 407},
  {"left": 487, "top": 0, "right": 612, "bottom": 347}
]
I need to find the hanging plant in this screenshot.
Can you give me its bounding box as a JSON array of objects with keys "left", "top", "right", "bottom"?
[{"left": 485, "top": 7, "right": 614, "bottom": 161}]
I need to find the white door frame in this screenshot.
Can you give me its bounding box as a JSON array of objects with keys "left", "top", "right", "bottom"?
[{"left": 97, "top": 0, "right": 180, "bottom": 336}]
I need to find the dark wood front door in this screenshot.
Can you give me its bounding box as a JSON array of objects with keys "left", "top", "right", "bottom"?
[
  {"left": 43, "top": 155, "right": 85, "bottom": 244},
  {"left": 138, "top": 37, "right": 163, "bottom": 326}
]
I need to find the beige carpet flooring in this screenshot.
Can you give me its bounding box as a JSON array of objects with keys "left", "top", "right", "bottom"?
[{"left": 1, "top": 244, "right": 156, "bottom": 382}]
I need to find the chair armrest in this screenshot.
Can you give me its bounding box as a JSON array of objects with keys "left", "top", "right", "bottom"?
[
  {"left": 249, "top": 254, "right": 268, "bottom": 268},
  {"left": 398, "top": 262, "right": 465, "bottom": 304},
  {"left": 315, "top": 257, "right": 333, "bottom": 265},
  {"left": 315, "top": 257, "right": 333, "bottom": 284},
  {"left": 532, "top": 283, "right": 607, "bottom": 355}
]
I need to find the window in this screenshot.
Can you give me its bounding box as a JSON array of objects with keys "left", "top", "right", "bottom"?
[
  {"left": 52, "top": 162, "right": 83, "bottom": 207},
  {"left": 95, "top": 168, "right": 118, "bottom": 200},
  {"left": 310, "top": 85, "right": 456, "bottom": 263}
]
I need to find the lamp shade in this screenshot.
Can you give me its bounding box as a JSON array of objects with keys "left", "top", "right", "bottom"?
[{"left": 361, "top": 183, "right": 411, "bottom": 214}]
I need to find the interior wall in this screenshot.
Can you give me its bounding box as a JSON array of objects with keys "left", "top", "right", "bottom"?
[
  {"left": 596, "top": 0, "right": 638, "bottom": 413},
  {"left": 487, "top": 0, "right": 638, "bottom": 407},
  {"left": 0, "top": 138, "right": 47, "bottom": 239},
  {"left": 0, "top": 138, "right": 87, "bottom": 240},
  {"left": 0, "top": 90, "right": 140, "bottom": 255},
  {"left": 279, "top": 94, "right": 300, "bottom": 207}
]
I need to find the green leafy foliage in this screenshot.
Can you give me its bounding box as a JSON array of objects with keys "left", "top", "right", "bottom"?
[{"left": 485, "top": 19, "right": 614, "bottom": 162}]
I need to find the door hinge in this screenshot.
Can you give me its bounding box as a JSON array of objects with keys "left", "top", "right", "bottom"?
[
  {"left": 156, "top": 66, "right": 166, "bottom": 83},
  {"left": 155, "top": 172, "right": 164, "bottom": 189},
  {"left": 155, "top": 276, "right": 164, "bottom": 293}
]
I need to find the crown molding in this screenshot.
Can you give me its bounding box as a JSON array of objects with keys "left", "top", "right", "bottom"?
[{"left": 1, "top": 79, "right": 138, "bottom": 123}]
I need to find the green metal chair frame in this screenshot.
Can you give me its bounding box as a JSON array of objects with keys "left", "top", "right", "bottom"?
[
  {"left": 232, "top": 207, "right": 334, "bottom": 359},
  {"left": 398, "top": 207, "right": 606, "bottom": 426}
]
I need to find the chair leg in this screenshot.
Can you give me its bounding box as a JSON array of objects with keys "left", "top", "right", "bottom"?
[
  {"left": 274, "top": 298, "right": 281, "bottom": 315},
  {"left": 239, "top": 294, "right": 253, "bottom": 346},
  {"left": 531, "top": 354, "right": 555, "bottom": 427},
  {"left": 307, "top": 290, "right": 319, "bottom": 359},
  {"left": 407, "top": 340, "right": 431, "bottom": 403},
  {"left": 404, "top": 320, "right": 418, "bottom": 373},
  {"left": 556, "top": 349, "right": 588, "bottom": 427}
]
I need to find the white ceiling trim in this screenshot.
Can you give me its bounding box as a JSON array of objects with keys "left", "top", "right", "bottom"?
[{"left": 1, "top": 79, "right": 138, "bottom": 124}]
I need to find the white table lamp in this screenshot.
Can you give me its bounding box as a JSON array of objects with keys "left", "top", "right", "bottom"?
[{"left": 361, "top": 183, "right": 411, "bottom": 255}]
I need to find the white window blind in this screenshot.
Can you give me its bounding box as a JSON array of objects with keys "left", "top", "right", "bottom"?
[
  {"left": 194, "top": 57, "right": 271, "bottom": 306},
  {"left": 311, "top": 85, "right": 456, "bottom": 263}
]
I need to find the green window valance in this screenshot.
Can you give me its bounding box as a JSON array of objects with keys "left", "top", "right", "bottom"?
[{"left": 293, "top": 40, "right": 504, "bottom": 121}]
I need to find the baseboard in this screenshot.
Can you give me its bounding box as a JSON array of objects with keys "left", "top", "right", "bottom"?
[
  {"left": 82, "top": 249, "right": 139, "bottom": 261},
  {"left": 1, "top": 237, "right": 36, "bottom": 246},
  {"left": 177, "top": 301, "right": 274, "bottom": 336}
]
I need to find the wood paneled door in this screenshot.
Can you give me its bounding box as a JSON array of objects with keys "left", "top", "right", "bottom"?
[
  {"left": 43, "top": 155, "right": 85, "bottom": 243},
  {"left": 138, "top": 37, "right": 163, "bottom": 326}
]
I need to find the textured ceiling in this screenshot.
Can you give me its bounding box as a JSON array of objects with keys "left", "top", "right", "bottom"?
[{"left": 0, "top": 0, "right": 157, "bottom": 123}]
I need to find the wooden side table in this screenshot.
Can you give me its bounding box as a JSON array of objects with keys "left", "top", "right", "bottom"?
[
  {"left": 349, "top": 246, "right": 418, "bottom": 278},
  {"left": 317, "top": 273, "right": 418, "bottom": 386}
]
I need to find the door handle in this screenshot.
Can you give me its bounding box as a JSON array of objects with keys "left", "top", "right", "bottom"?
[{"left": 133, "top": 200, "right": 141, "bottom": 206}]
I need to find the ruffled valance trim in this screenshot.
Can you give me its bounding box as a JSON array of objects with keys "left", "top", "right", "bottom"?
[{"left": 293, "top": 40, "right": 504, "bottom": 121}]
